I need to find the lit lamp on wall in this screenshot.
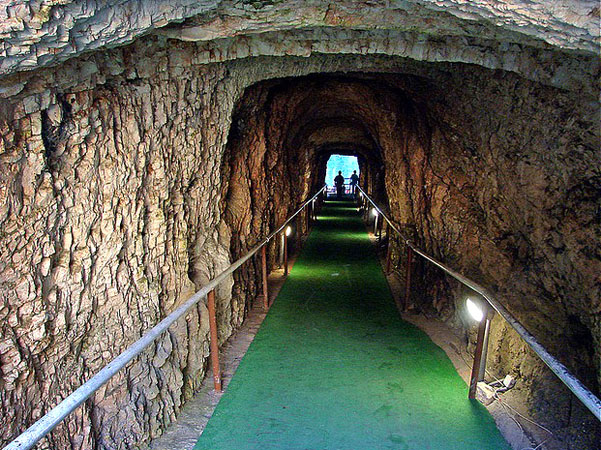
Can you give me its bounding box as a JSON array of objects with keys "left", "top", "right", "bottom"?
[
  {"left": 371, "top": 208, "right": 379, "bottom": 234},
  {"left": 466, "top": 298, "right": 484, "bottom": 322},
  {"left": 283, "top": 225, "right": 292, "bottom": 276}
]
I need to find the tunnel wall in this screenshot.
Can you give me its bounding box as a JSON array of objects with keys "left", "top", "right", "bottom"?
[
  {"left": 219, "top": 79, "right": 319, "bottom": 307},
  {"left": 0, "top": 33, "right": 598, "bottom": 449},
  {"left": 0, "top": 38, "right": 242, "bottom": 448},
  {"left": 370, "top": 69, "right": 600, "bottom": 448}
]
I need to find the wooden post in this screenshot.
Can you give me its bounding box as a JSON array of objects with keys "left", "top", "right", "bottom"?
[
  {"left": 479, "top": 315, "right": 492, "bottom": 379},
  {"left": 284, "top": 231, "right": 289, "bottom": 276},
  {"left": 279, "top": 234, "right": 284, "bottom": 265},
  {"left": 403, "top": 247, "right": 413, "bottom": 311},
  {"left": 261, "top": 245, "right": 268, "bottom": 309},
  {"left": 469, "top": 309, "right": 491, "bottom": 399},
  {"left": 378, "top": 218, "right": 384, "bottom": 240},
  {"left": 207, "top": 289, "right": 222, "bottom": 392}
]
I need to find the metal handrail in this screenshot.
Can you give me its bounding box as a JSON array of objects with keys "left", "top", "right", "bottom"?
[
  {"left": 356, "top": 185, "right": 601, "bottom": 421},
  {"left": 4, "top": 186, "right": 327, "bottom": 450}
]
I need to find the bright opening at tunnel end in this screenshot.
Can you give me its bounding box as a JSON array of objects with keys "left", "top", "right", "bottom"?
[{"left": 325, "top": 154, "right": 360, "bottom": 187}]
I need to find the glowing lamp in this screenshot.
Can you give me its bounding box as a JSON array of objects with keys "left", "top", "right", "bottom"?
[
  {"left": 285, "top": 225, "right": 292, "bottom": 237},
  {"left": 466, "top": 298, "right": 484, "bottom": 322},
  {"left": 371, "top": 208, "right": 378, "bottom": 218}
]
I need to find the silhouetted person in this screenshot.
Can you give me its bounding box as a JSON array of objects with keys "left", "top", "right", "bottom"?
[
  {"left": 349, "top": 170, "right": 359, "bottom": 195},
  {"left": 334, "top": 171, "right": 345, "bottom": 199}
]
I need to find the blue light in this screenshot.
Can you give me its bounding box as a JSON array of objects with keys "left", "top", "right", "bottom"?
[{"left": 325, "top": 155, "right": 360, "bottom": 186}]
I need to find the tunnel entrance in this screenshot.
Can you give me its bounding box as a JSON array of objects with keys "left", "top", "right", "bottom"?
[
  {"left": 219, "top": 71, "right": 600, "bottom": 450},
  {"left": 0, "top": 1, "right": 598, "bottom": 446},
  {"left": 325, "top": 154, "right": 360, "bottom": 196}
]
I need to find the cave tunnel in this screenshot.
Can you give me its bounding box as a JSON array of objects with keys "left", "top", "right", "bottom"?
[{"left": 0, "top": 2, "right": 600, "bottom": 450}]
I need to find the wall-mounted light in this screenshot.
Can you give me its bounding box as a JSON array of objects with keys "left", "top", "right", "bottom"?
[
  {"left": 466, "top": 298, "right": 484, "bottom": 322},
  {"left": 285, "top": 225, "right": 292, "bottom": 237}
]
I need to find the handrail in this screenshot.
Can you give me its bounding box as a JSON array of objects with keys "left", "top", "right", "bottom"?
[
  {"left": 4, "top": 185, "right": 327, "bottom": 450},
  {"left": 356, "top": 185, "right": 601, "bottom": 421}
]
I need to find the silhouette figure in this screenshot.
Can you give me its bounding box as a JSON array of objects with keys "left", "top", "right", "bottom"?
[
  {"left": 334, "top": 171, "right": 345, "bottom": 199},
  {"left": 349, "top": 170, "right": 359, "bottom": 195}
]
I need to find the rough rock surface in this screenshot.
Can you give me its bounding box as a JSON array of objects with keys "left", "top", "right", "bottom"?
[
  {"left": 0, "top": 40, "right": 236, "bottom": 449},
  {"left": 0, "top": 0, "right": 599, "bottom": 78},
  {"left": 0, "top": 2, "right": 599, "bottom": 449},
  {"left": 0, "top": 0, "right": 217, "bottom": 76}
]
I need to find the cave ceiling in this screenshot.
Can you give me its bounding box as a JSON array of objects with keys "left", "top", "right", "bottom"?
[
  {"left": 266, "top": 76, "right": 404, "bottom": 166},
  {"left": 0, "top": 0, "right": 598, "bottom": 83}
]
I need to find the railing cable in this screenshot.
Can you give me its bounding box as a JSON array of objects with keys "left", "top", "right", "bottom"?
[
  {"left": 3, "top": 186, "right": 327, "bottom": 450},
  {"left": 357, "top": 185, "right": 601, "bottom": 421}
]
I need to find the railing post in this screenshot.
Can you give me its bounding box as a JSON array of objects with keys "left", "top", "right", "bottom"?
[
  {"left": 207, "top": 289, "right": 222, "bottom": 392},
  {"left": 373, "top": 213, "right": 379, "bottom": 235},
  {"left": 284, "top": 230, "right": 289, "bottom": 276},
  {"left": 378, "top": 217, "right": 383, "bottom": 240},
  {"left": 403, "top": 246, "right": 413, "bottom": 311},
  {"left": 385, "top": 234, "right": 393, "bottom": 274},
  {"left": 261, "top": 245, "right": 268, "bottom": 309},
  {"left": 469, "top": 307, "right": 491, "bottom": 399}
]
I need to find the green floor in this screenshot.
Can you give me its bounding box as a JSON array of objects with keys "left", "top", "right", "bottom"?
[{"left": 194, "top": 201, "right": 510, "bottom": 450}]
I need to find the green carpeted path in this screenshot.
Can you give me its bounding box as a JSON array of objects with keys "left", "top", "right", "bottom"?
[{"left": 194, "top": 201, "right": 510, "bottom": 450}]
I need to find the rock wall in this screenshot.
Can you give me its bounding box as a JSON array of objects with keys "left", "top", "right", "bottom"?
[
  {"left": 0, "top": 28, "right": 598, "bottom": 450},
  {"left": 220, "top": 79, "right": 314, "bottom": 319},
  {"left": 371, "top": 69, "right": 600, "bottom": 449},
  {"left": 0, "top": 38, "right": 238, "bottom": 449}
]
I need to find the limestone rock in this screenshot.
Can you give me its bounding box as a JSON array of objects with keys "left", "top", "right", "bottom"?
[
  {"left": 0, "top": 5, "right": 598, "bottom": 450},
  {"left": 0, "top": 0, "right": 599, "bottom": 78}
]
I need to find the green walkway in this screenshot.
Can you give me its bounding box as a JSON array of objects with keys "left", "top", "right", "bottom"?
[{"left": 194, "top": 201, "right": 510, "bottom": 450}]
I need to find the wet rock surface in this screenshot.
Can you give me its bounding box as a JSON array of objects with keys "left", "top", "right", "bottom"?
[{"left": 0, "top": 4, "right": 598, "bottom": 449}]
